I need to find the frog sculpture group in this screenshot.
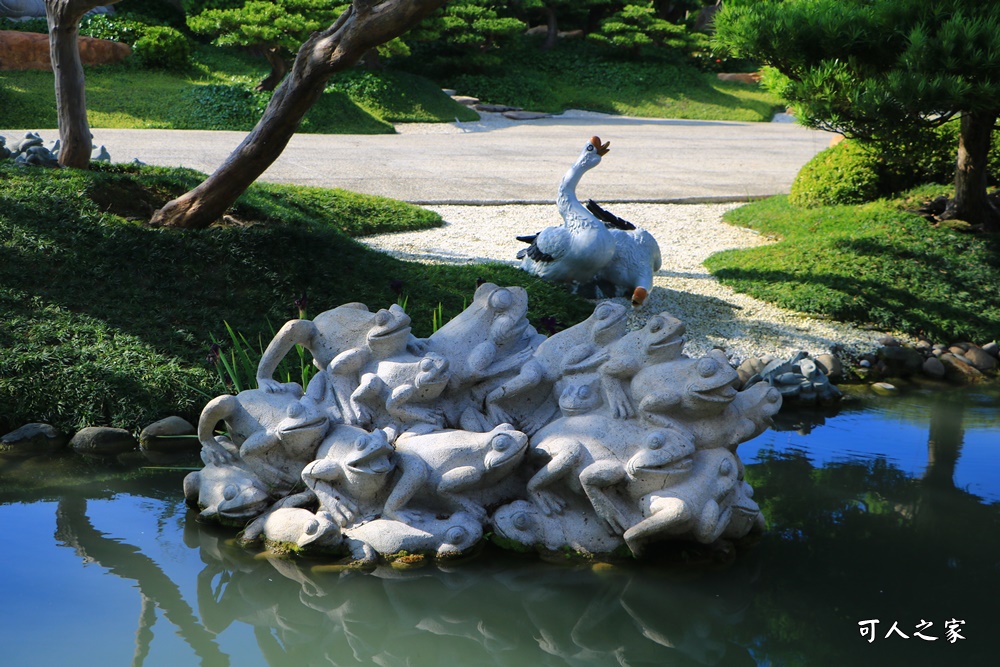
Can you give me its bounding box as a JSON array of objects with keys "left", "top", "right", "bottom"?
[{"left": 186, "top": 283, "right": 782, "bottom": 562}]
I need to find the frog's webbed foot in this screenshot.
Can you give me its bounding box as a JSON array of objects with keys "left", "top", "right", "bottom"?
[
  {"left": 201, "top": 435, "right": 239, "bottom": 466},
  {"left": 602, "top": 376, "right": 635, "bottom": 420},
  {"left": 256, "top": 377, "right": 288, "bottom": 394},
  {"left": 529, "top": 488, "right": 567, "bottom": 516}
]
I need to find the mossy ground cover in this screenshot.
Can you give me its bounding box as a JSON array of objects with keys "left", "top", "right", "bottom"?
[
  {"left": 0, "top": 163, "right": 592, "bottom": 434},
  {"left": 704, "top": 190, "right": 1000, "bottom": 343}
]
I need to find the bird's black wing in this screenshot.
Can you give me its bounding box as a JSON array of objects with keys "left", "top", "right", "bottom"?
[
  {"left": 515, "top": 233, "right": 554, "bottom": 262},
  {"left": 586, "top": 199, "right": 636, "bottom": 230}
]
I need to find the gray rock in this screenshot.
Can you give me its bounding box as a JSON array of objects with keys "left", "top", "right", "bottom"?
[
  {"left": 474, "top": 103, "right": 522, "bottom": 113},
  {"left": 813, "top": 353, "right": 843, "bottom": 380},
  {"left": 915, "top": 339, "right": 932, "bottom": 352},
  {"left": 963, "top": 346, "right": 997, "bottom": 372},
  {"left": 0, "top": 423, "right": 70, "bottom": 456},
  {"left": 502, "top": 110, "right": 551, "bottom": 120},
  {"left": 451, "top": 95, "right": 480, "bottom": 106},
  {"left": 859, "top": 359, "right": 871, "bottom": 368},
  {"left": 922, "top": 356, "right": 946, "bottom": 379},
  {"left": 441, "top": 88, "right": 456, "bottom": 96},
  {"left": 948, "top": 345, "right": 969, "bottom": 356},
  {"left": 938, "top": 353, "right": 985, "bottom": 385},
  {"left": 879, "top": 335, "right": 901, "bottom": 347},
  {"left": 70, "top": 427, "right": 139, "bottom": 456},
  {"left": 139, "top": 416, "right": 197, "bottom": 454},
  {"left": 878, "top": 345, "right": 923, "bottom": 376},
  {"left": 983, "top": 341, "right": 999, "bottom": 358},
  {"left": 871, "top": 382, "right": 898, "bottom": 396}
]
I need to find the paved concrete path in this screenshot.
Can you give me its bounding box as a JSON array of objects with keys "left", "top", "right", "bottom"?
[{"left": 2, "top": 113, "right": 829, "bottom": 203}]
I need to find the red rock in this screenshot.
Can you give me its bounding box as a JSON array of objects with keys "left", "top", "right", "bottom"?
[
  {"left": 717, "top": 72, "right": 761, "bottom": 84},
  {"left": 0, "top": 30, "right": 131, "bottom": 71}
]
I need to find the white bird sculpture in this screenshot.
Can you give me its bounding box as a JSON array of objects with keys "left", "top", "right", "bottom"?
[
  {"left": 584, "top": 199, "right": 662, "bottom": 307},
  {"left": 516, "top": 136, "right": 618, "bottom": 284}
]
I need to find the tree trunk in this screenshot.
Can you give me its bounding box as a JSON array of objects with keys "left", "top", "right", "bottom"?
[
  {"left": 151, "top": 0, "right": 446, "bottom": 230},
  {"left": 943, "top": 110, "right": 1000, "bottom": 233},
  {"left": 254, "top": 46, "right": 289, "bottom": 92},
  {"left": 542, "top": 6, "right": 558, "bottom": 50},
  {"left": 45, "top": 0, "right": 121, "bottom": 169}
]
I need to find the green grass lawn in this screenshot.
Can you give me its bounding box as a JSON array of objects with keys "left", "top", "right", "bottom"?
[
  {"left": 0, "top": 45, "right": 478, "bottom": 133},
  {"left": 704, "top": 190, "right": 1000, "bottom": 343},
  {"left": 436, "top": 40, "right": 783, "bottom": 122},
  {"left": 0, "top": 163, "right": 592, "bottom": 433}
]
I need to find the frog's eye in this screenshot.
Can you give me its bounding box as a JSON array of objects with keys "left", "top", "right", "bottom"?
[
  {"left": 304, "top": 519, "right": 319, "bottom": 536},
  {"left": 287, "top": 402, "right": 304, "bottom": 418},
  {"left": 355, "top": 437, "right": 367, "bottom": 451},
  {"left": 223, "top": 484, "right": 239, "bottom": 501},
  {"left": 698, "top": 357, "right": 718, "bottom": 377},
  {"left": 647, "top": 433, "right": 665, "bottom": 450},
  {"left": 720, "top": 458, "right": 733, "bottom": 476},
  {"left": 512, "top": 512, "right": 531, "bottom": 531},
  {"left": 492, "top": 434, "right": 513, "bottom": 452},
  {"left": 577, "top": 385, "right": 592, "bottom": 399},
  {"left": 489, "top": 289, "right": 513, "bottom": 311},
  {"left": 445, "top": 526, "right": 468, "bottom": 545},
  {"left": 419, "top": 357, "right": 434, "bottom": 371},
  {"left": 649, "top": 317, "right": 664, "bottom": 333},
  {"left": 375, "top": 310, "right": 390, "bottom": 326}
]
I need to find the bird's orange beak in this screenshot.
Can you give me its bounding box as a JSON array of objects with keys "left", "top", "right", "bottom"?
[
  {"left": 631, "top": 287, "right": 648, "bottom": 307},
  {"left": 591, "top": 136, "right": 610, "bottom": 156}
]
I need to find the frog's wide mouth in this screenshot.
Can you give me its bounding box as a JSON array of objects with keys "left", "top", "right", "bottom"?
[
  {"left": 627, "top": 453, "right": 693, "bottom": 478},
  {"left": 348, "top": 448, "right": 393, "bottom": 475},
  {"left": 691, "top": 382, "right": 739, "bottom": 403},
  {"left": 279, "top": 415, "right": 329, "bottom": 435}
]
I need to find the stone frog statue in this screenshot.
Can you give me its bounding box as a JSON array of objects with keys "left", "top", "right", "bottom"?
[
  {"left": 183, "top": 461, "right": 272, "bottom": 527},
  {"left": 425, "top": 283, "right": 544, "bottom": 430},
  {"left": 383, "top": 423, "right": 529, "bottom": 522},
  {"left": 300, "top": 424, "right": 397, "bottom": 528},
  {"left": 484, "top": 301, "right": 629, "bottom": 433},
  {"left": 196, "top": 378, "right": 330, "bottom": 495},
  {"left": 631, "top": 349, "right": 782, "bottom": 449}
]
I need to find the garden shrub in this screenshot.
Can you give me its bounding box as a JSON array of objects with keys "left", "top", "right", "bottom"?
[
  {"left": 133, "top": 25, "right": 191, "bottom": 70},
  {"left": 79, "top": 14, "right": 148, "bottom": 45},
  {"left": 789, "top": 140, "right": 881, "bottom": 208},
  {"left": 791, "top": 124, "right": 1000, "bottom": 208},
  {"left": 0, "top": 17, "right": 47, "bottom": 33},
  {"left": 182, "top": 83, "right": 270, "bottom": 130}
]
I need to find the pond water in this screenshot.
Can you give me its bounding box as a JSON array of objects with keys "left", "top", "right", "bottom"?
[{"left": 1, "top": 385, "right": 997, "bottom": 667}]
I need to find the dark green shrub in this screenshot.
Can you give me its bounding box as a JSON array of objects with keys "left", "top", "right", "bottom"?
[
  {"left": 116, "top": 0, "right": 187, "bottom": 27},
  {"left": 0, "top": 17, "right": 47, "bottom": 33},
  {"left": 789, "top": 140, "right": 881, "bottom": 208},
  {"left": 183, "top": 83, "right": 270, "bottom": 129},
  {"left": 133, "top": 25, "right": 191, "bottom": 70},
  {"left": 181, "top": 0, "right": 244, "bottom": 17},
  {"left": 79, "top": 14, "right": 148, "bottom": 45},
  {"left": 791, "top": 123, "right": 1000, "bottom": 208}
]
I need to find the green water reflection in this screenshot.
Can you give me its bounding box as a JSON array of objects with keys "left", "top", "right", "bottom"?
[{"left": 1, "top": 387, "right": 997, "bottom": 666}]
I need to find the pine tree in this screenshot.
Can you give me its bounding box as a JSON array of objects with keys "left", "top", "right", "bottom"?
[{"left": 716, "top": 0, "right": 1000, "bottom": 232}]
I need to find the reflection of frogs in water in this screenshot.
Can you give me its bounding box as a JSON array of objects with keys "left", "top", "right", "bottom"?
[
  {"left": 426, "top": 284, "right": 543, "bottom": 429},
  {"left": 623, "top": 447, "right": 764, "bottom": 556},
  {"left": 486, "top": 302, "right": 628, "bottom": 432},
  {"left": 384, "top": 424, "right": 529, "bottom": 522},
  {"left": 196, "top": 380, "right": 329, "bottom": 493},
  {"left": 598, "top": 312, "right": 687, "bottom": 418},
  {"left": 350, "top": 352, "right": 451, "bottom": 434},
  {"left": 301, "top": 424, "right": 396, "bottom": 527},
  {"left": 527, "top": 416, "right": 695, "bottom": 534}
]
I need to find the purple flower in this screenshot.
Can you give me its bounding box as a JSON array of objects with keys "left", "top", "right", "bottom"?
[
  {"left": 390, "top": 279, "right": 404, "bottom": 296},
  {"left": 294, "top": 294, "right": 308, "bottom": 319}
]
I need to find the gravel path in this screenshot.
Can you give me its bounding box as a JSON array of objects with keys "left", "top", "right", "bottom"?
[{"left": 360, "top": 202, "right": 902, "bottom": 364}]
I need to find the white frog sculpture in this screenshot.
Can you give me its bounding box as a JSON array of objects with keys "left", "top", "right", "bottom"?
[
  {"left": 196, "top": 379, "right": 330, "bottom": 494},
  {"left": 384, "top": 423, "right": 529, "bottom": 522},
  {"left": 300, "top": 424, "right": 396, "bottom": 527}
]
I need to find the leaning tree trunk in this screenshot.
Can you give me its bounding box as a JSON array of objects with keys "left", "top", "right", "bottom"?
[
  {"left": 45, "top": 0, "right": 122, "bottom": 169},
  {"left": 943, "top": 110, "right": 1000, "bottom": 233},
  {"left": 254, "top": 46, "right": 289, "bottom": 92},
  {"left": 151, "top": 0, "right": 446, "bottom": 230},
  {"left": 542, "top": 5, "right": 558, "bottom": 50}
]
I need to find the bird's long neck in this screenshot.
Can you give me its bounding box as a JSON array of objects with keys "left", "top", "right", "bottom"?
[{"left": 557, "top": 162, "right": 595, "bottom": 228}]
